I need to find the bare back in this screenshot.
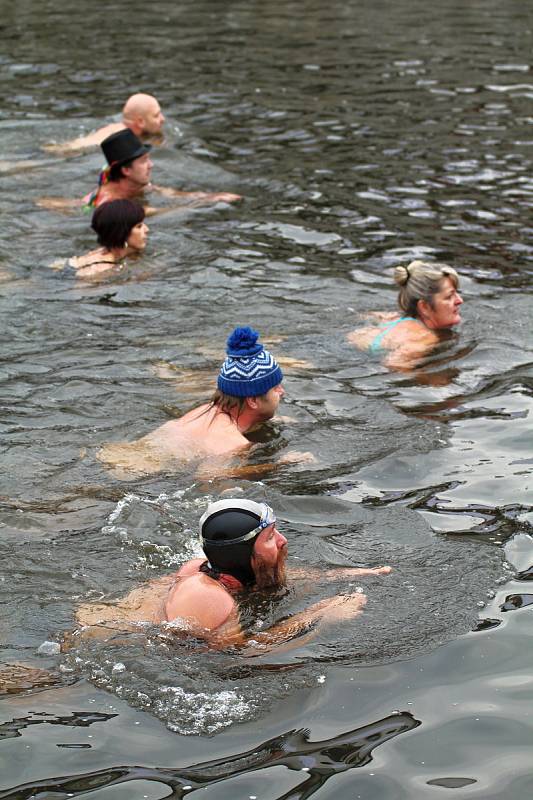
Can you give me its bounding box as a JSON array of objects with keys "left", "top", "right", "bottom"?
[
  {"left": 74, "top": 559, "right": 238, "bottom": 642},
  {"left": 97, "top": 404, "right": 250, "bottom": 476},
  {"left": 43, "top": 122, "right": 126, "bottom": 154}
]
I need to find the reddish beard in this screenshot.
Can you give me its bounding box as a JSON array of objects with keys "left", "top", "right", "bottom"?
[{"left": 252, "top": 545, "right": 288, "bottom": 589}]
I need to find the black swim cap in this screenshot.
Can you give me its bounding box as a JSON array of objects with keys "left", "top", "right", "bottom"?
[{"left": 199, "top": 499, "right": 275, "bottom": 585}]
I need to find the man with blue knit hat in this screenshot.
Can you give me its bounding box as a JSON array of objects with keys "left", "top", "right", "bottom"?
[
  {"left": 214, "top": 325, "right": 285, "bottom": 425},
  {"left": 98, "top": 326, "right": 288, "bottom": 474}
]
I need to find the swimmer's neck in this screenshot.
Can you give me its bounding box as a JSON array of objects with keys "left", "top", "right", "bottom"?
[
  {"left": 121, "top": 180, "right": 148, "bottom": 199},
  {"left": 94, "top": 245, "right": 127, "bottom": 263},
  {"left": 100, "top": 180, "right": 147, "bottom": 203},
  {"left": 213, "top": 404, "right": 264, "bottom": 435},
  {"left": 215, "top": 572, "right": 246, "bottom": 592}
]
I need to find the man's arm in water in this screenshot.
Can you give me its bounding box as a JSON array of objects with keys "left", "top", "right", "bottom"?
[
  {"left": 150, "top": 184, "right": 241, "bottom": 205},
  {"left": 289, "top": 565, "right": 392, "bottom": 580},
  {"left": 205, "top": 567, "right": 392, "bottom": 651},
  {"left": 42, "top": 122, "right": 125, "bottom": 154},
  {"left": 208, "top": 592, "right": 369, "bottom": 653}
]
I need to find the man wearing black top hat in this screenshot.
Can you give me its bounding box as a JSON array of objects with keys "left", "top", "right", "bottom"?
[{"left": 83, "top": 128, "right": 240, "bottom": 212}]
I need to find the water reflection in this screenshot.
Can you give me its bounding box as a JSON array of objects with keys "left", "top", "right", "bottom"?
[
  {"left": 0, "top": 711, "right": 116, "bottom": 742},
  {"left": 0, "top": 712, "right": 420, "bottom": 799}
]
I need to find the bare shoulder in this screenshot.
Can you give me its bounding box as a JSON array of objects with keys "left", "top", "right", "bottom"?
[
  {"left": 176, "top": 558, "right": 205, "bottom": 577},
  {"left": 397, "top": 322, "right": 439, "bottom": 350},
  {"left": 206, "top": 412, "right": 250, "bottom": 448},
  {"left": 165, "top": 572, "right": 236, "bottom": 632},
  {"left": 401, "top": 319, "right": 434, "bottom": 338},
  {"left": 181, "top": 406, "right": 249, "bottom": 454}
]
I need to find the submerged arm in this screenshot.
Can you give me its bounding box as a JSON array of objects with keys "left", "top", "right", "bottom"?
[
  {"left": 207, "top": 592, "right": 368, "bottom": 654},
  {"left": 383, "top": 337, "right": 437, "bottom": 371},
  {"left": 151, "top": 184, "right": 241, "bottom": 205},
  {"left": 288, "top": 565, "right": 392, "bottom": 581}
]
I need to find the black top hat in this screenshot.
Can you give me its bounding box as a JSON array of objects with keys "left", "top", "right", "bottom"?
[{"left": 100, "top": 129, "right": 151, "bottom": 167}]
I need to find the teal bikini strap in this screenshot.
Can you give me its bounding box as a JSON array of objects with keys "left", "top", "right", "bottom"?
[{"left": 369, "top": 316, "right": 417, "bottom": 354}]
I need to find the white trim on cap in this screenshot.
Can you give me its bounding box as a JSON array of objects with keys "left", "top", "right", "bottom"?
[{"left": 199, "top": 498, "right": 265, "bottom": 534}]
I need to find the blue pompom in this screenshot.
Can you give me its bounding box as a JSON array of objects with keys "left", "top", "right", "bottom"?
[{"left": 226, "top": 326, "right": 262, "bottom": 356}]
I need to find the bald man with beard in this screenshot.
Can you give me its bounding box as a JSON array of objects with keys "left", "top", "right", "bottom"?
[{"left": 43, "top": 93, "right": 166, "bottom": 154}]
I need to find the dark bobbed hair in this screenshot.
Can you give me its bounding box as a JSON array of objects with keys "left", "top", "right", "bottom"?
[{"left": 91, "top": 200, "right": 145, "bottom": 250}]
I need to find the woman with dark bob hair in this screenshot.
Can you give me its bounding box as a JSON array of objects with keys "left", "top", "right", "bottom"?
[
  {"left": 347, "top": 260, "right": 464, "bottom": 369},
  {"left": 70, "top": 199, "right": 149, "bottom": 278}
]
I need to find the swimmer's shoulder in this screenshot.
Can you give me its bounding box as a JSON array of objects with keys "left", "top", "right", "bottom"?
[
  {"left": 164, "top": 566, "right": 235, "bottom": 630},
  {"left": 398, "top": 319, "right": 438, "bottom": 344},
  {"left": 69, "top": 250, "right": 101, "bottom": 270},
  {"left": 382, "top": 317, "right": 433, "bottom": 345},
  {"left": 176, "top": 558, "right": 205, "bottom": 577}
]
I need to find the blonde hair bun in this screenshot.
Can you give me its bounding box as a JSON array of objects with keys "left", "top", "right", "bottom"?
[{"left": 393, "top": 264, "right": 410, "bottom": 287}]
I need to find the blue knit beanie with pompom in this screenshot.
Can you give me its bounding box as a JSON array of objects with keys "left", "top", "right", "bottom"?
[{"left": 217, "top": 327, "right": 283, "bottom": 397}]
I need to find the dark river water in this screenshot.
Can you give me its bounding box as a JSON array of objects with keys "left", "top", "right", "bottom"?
[{"left": 1, "top": 0, "right": 532, "bottom": 797}]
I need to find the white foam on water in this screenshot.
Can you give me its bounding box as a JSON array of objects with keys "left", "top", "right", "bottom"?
[{"left": 156, "top": 686, "right": 253, "bottom": 736}]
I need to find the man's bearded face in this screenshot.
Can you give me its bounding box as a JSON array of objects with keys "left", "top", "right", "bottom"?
[{"left": 253, "top": 542, "right": 287, "bottom": 589}]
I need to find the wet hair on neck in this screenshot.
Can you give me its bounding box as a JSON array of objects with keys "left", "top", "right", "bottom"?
[{"left": 211, "top": 389, "right": 247, "bottom": 419}]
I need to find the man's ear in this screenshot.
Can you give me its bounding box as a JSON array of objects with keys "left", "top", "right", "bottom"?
[{"left": 245, "top": 396, "right": 259, "bottom": 411}]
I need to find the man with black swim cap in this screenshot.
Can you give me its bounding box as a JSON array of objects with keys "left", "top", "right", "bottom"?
[
  {"left": 158, "top": 498, "right": 392, "bottom": 647},
  {"left": 73, "top": 497, "right": 391, "bottom": 648},
  {"left": 161, "top": 499, "right": 288, "bottom": 643}
]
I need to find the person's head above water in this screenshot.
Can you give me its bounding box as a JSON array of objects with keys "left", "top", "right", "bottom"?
[
  {"left": 199, "top": 498, "right": 288, "bottom": 588},
  {"left": 212, "top": 326, "right": 285, "bottom": 421},
  {"left": 100, "top": 129, "right": 153, "bottom": 186},
  {"left": 91, "top": 199, "right": 148, "bottom": 252},
  {"left": 122, "top": 93, "right": 165, "bottom": 137},
  {"left": 394, "top": 260, "right": 463, "bottom": 330}
]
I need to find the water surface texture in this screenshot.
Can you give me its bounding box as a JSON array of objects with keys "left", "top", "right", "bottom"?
[{"left": 1, "top": 0, "right": 532, "bottom": 798}]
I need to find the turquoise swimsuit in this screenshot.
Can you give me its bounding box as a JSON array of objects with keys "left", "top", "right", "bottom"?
[{"left": 369, "top": 316, "right": 417, "bottom": 354}]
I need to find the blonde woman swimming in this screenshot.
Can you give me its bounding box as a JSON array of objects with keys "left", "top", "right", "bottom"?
[{"left": 348, "top": 260, "right": 463, "bottom": 369}]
